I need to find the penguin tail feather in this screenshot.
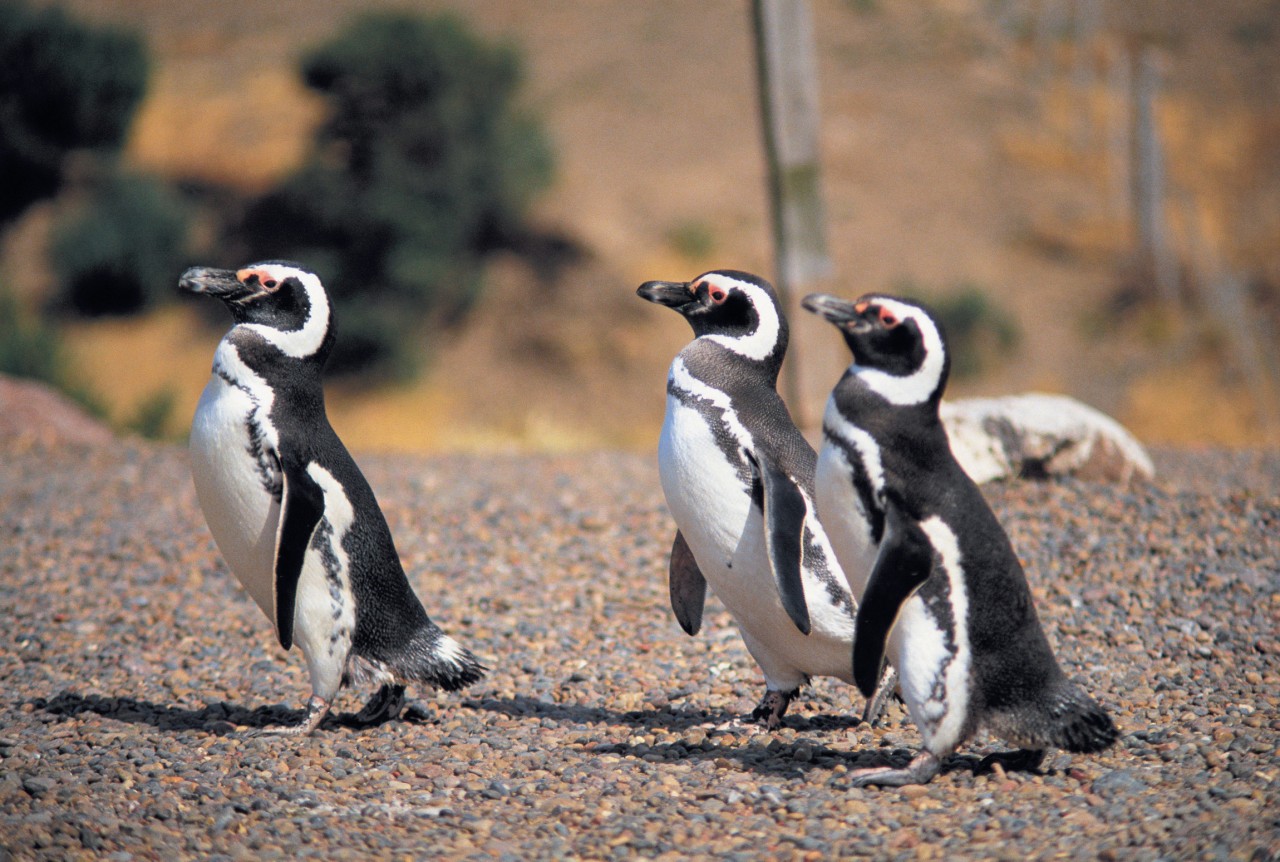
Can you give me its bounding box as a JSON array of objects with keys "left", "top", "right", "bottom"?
[
  {"left": 353, "top": 630, "right": 486, "bottom": 693},
  {"left": 413, "top": 632, "right": 487, "bottom": 692},
  {"left": 1036, "top": 680, "right": 1118, "bottom": 753},
  {"left": 993, "top": 679, "right": 1118, "bottom": 754}
]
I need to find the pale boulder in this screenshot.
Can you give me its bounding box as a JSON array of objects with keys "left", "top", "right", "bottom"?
[{"left": 941, "top": 393, "right": 1154, "bottom": 484}]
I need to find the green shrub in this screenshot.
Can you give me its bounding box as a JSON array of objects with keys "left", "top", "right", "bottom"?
[
  {"left": 239, "top": 11, "right": 554, "bottom": 378},
  {"left": 666, "top": 220, "right": 716, "bottom": 261},
  {"left": 51, "top": 169, "right": 191, "bottom": 316},
  {"left": 123, "top": 387, "right": 176, "bottom": 440},
  {"left": 0, "top": 0, "right": 147, "bottom": 223},
  {"left": 0, "top": 287, "right": 62, "bottom": 381},
  {"left": 0, "top": 286, "right": 105, "bottom": 416}
]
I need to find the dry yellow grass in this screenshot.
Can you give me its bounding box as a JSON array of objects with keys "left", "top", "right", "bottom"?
[
  {"left": 1123, "top": 361, "right": 1279, "bottom": 447},
  {"left": 62, "top": 306, "right": 217, "bottom": 439}
]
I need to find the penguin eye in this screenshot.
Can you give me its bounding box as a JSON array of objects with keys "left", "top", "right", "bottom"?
[
  {"left": 262, "top": 279, "right": 278, "bottom": 289},
  {"left": 878, "top": 307, "right": 898, "bottom": 327},
  {"left": 708, "top": 285, "right": 728, "bottom": 304}
]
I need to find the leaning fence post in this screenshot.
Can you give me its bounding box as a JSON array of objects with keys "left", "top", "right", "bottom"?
[
  {"left": 1130, "top": 42, "right": 1178, "bottom": 302},
  {"left": 751, "top": 0, "right": 832, "bottom": 425}
]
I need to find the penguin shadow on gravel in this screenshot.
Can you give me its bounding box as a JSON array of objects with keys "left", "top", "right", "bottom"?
[
  {"left": 461, "top": 692, "right": 855, "bottom": 735},
  {"left": 459, "top": 694, "right": 1040, "bottom": 783},
  {"left": 35, "top": 691, "right": 434, "bottom": 736},
  {"left": 463, "top": 693, "right": 710, "bottom": 732}
]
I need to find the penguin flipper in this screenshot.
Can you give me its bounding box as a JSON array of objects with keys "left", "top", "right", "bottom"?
[
  {"left": 746, "top": 450, "right": 811, "bottom": 636},
  {"left": 273, "top": 459, "right": 326, "bottom": 651},
  {"left": 852, "top": 503, "right": 934, "bottom": 697},
  {"left": 669, "top": 529, "right": 707, "bottom": 636}
]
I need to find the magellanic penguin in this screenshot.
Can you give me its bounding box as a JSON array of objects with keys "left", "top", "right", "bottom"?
[
  {"left": 182, "top": 262, "right": 485, "bottom": 735},
  {"left": 637, "top": 270, "right": 883, "bottom": 728},
  {"left": 804, "top": 291, "right": 1117, "bottom": 786}
]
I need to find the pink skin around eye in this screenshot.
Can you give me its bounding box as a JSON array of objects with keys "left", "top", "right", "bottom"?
[
  {"left": 692, "top": 280, "right": 727, "bottom": 303},
  {"left": 235, "top": 268, "right": 279, "bottom": 290},
  {"left": 878, "top": 307, "right": 897, "bottom": 326}
]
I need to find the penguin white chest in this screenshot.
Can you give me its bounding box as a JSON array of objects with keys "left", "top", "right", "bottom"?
[
  {"left": 656, "top": 373, "right": 857, "bottom": 687},
  {"left": 658, "top": 391, "right": 753, "bottom": 566},
  {"left": 815, "top": 397, "right": 885, "bottom": 598},
  {"left": 815, "top": 443, "right": 877, "bottom": 599},
  {"left": 188, "top": 347, "right": 280, "bottom": 621},
  {"left": 888, "top": 516, "right": 972, "bottom": 755}
]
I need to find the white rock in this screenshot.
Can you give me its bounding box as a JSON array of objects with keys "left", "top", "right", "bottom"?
[{"left": 941, "top": 393, "right": 1154, "bottom": 484}]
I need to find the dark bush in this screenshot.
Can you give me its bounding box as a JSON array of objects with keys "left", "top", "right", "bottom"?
[
  {"left": 0, "top": 0, "right": 147, "bottom": 223},
  {"left": 51, "top": 170, "right": 191, "bottom": 316},
  {"left": 239, "top": 11, "right": 554, "bottom": 378}
]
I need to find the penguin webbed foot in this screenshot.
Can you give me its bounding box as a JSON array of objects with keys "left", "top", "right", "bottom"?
[
  {"left": 344, "top": 684, "right": 408, "bottom": 728},
  {"left": 847, "top": 750, "right": 941, "bottom": 788},
  {"left": 250, "top": 695, "right": 332, "bottom": 737},
  {"left": 974, "top": 748, "right": 1045, "bottom": 776},
  {"left": 750, "top": 688, "right": 797, "bottom": 730}
]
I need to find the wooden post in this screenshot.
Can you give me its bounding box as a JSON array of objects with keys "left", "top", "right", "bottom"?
[
  {"left": 751, "top": 0, "right": 831, "bottom": 424},
  {"left": 1105, "top": 37, "right": 1131, "bottom": 227},
  {"left": 1130, "top": 43, "right": 1178, "bottom": 302},
  {"left": 1072, "top": 0, "right": 1100, "bottom": 148}
]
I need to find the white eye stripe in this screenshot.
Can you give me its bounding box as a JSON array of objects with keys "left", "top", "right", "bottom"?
[
  {"left": 239, "top": 268, "right": 331, "bottom": 359},
  {"left": 701, "top": 276, "right": 782, "bottom": 362},
  {"left": 853, "top": 299, "right": 946, "bottom": 405}
]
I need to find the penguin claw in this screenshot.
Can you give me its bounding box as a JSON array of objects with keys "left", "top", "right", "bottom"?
[
  {"left": 750, "top": 689, "right": 797, "bottom": 730},
  {"left": 249, "top": 695, "right": 331, "bottom": 737},
  {"left": 847, "top": 751, "right": 941, "bottom": 788}
]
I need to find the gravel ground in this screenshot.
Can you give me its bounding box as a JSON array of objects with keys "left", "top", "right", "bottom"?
[{"left": 1, "top": 437, "right": 1277, "bottom": 861}]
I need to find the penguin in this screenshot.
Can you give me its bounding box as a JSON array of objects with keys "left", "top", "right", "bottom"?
[
  {"left": 803, "top": 291, "right": 1117, "bottom": 786},
  {"left": 637, "top": 270, "right": 884, "bottom": 728},
  {"left": 181, "top": 261, "right": 485, "bottom": 735}
]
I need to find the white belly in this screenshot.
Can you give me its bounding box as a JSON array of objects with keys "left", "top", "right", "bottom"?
[
  {"left": 189, "top": 371, "right": 279, "bottom": 621},
  {"left": 658, "top": 394, "right": 856, "bottom": 687},
  {"left": 658, "top": 393, "right": 752, "bottom": 567},
  {"left": 885, "top": 517, "right": 971, "bottom": 755},
  {"left": 290, "top": 463, "right": 358, "bottom": 699},
  {"left": 815, "top": 440, "right": 879, "bottom": 599}
]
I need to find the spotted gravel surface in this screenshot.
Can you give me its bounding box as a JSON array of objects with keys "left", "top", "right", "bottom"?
[{"left": 1, "top": 439, "right": 1277, "bottom": 861}]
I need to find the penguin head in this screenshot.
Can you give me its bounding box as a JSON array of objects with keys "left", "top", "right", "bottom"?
[
  {"left": 636, "top": 270, "right": 787, "bottom": 365},
  {"left": 181, "top": 261, "right": 334, "bottom": 362},
  {"left": 803, "top": 292, "right": 950, "bottom": 405}
]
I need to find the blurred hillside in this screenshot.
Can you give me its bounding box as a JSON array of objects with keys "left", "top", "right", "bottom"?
[{"left": 4, "top": 0, "right": 1279, "bottom": 450}]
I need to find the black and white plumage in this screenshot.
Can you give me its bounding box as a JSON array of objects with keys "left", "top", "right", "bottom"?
[
  {"left": 182, "top": 261, "right": 484, "bottom": 735},
  {"left": 637, "top": 270, "right": 874, "bottom": 728},
  {"left": 804, "top": 292, "right": 1116, "bottom": 786}
]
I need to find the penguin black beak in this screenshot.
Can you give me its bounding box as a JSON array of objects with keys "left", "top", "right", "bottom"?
[
  {"left": 801, "top": 293, "right": 871, "bottom": 332},
  {"left": 179, "top": 267, "right": 259, "bottom": 302},
  {"left": 637, "top": 280, "right": 697, "bottom": 312}
]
